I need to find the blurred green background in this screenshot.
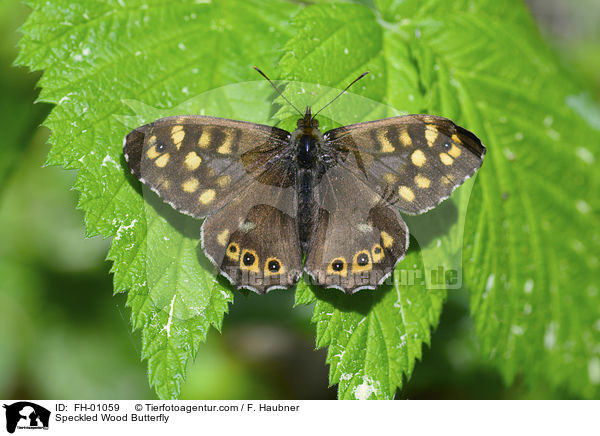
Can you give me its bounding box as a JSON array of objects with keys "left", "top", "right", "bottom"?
[{"left": 1, "top": 0, "right": 598, "bottom": 399}]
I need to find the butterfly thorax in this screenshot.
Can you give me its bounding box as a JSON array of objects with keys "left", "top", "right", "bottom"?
[{"left": 292, "top": 107, "right": 323, "bottom": 169}]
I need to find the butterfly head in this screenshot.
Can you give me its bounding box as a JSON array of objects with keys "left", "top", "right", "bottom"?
[{"left": 297, "top": 107, "right": 319, "bottom": 129}]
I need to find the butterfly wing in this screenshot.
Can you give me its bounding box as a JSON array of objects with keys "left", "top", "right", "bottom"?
[
  {"left": 124, "top": 115, "right": 293, "bottom": 218},
  {"left": 124, "top": 115, "right": 302, "bottom": 294},
  {"left": 201, "top": 182, "right": 302, "bottom": 294},
  {"left": 323, "top": 114, "right": 486, "bottom": 214},
  {"left": 304, "top": 163, "right": 409, "bottom": 293}
]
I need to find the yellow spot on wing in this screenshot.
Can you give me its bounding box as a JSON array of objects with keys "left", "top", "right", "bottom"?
[
  {"left": 398, "top": 185, "right": 415, "bottom": 202},
  {"left": 451, "top": 134, "right": 461, "bottom": 143},
  {"left": 157, "top": 177, "right": 170, "bottom": 190},
  {"left": 155, "top": 153, "right": 170, "bottom": 168},
  {"left": 182, "top": 178, "right": 199, "bottom": 193},
  {"left": 411, "top": 149, "right": 426, "bottom": 167},
  {"left": 199, "top": 189, "right": 216, "bottom": 205},
  {"left": 448, "top": 144, "right": 462, "bottom": 158},
  {"left": 380, "top": 231, "right": 394, "bottom": 248},
  {"left": 198, "top": 129, "right": 211, "bottom": 148},
  {"left": 217, "top": 229, "right": 229, "bottom": 247},
  {"left": 171, "top": 125, "right": 185, "bottom": 149},
  {"left": 217, "top": 130, "right": 233, "bottom": 154},
  {"left": 148, "top": 136, "right": 157, "bottom": 146},
  {"left": 439, "top": 152, "right": 454, "bottom": 166},
  {"left": 226, "top": 242, "right": 240, "bottom": 261},
  {"left": 377, "top": 130, "right": 395, "bottom": 153},
  {"left": 184, "top": 151, "right": 202, "bottom": 170},
  {"left": 216, "top": 175, "right": 231, "bottom": 187},
  {"left": 146, "top": 145, "right": 160, "bottom": 160},
  {"left": 383, "top": 172, "right": 398, "bottom": 184},
  {"left": 414, "top": 174, "right": 431, "bottom": 188},
  {"left": 399, "top": 130, "right": 412, "bottom": 147},
  {"left": 172, "top": 131, "right": 185, "bottom": 148},
  {"left": 371, "top": 244, "right": 385, "bottom": 263},
  {"left": 425, "top": 126, "right": 438, "bottom": 146}
]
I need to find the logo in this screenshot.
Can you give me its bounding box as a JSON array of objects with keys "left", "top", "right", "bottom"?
[{"left": 3, "top": 402, "right": 50, "bottom": 433}]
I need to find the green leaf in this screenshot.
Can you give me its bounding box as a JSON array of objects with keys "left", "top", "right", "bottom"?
[
  {"left": 16, "top": 0, "right": 600, "bottom": 400},
  {"left": 283, "top": 3, "right": 468, "bottom": 399},
  {"left": 284, "top": 0, "right": 600, "bottom": 399},
  {"left": 295, "top": 260, "right": 446, "bottom": 399},
  {"left": 16, "top": 0, "right": 302, "bottom": 399}
]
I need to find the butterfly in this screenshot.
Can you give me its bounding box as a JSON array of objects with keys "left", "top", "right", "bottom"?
[{"left": 123, "top": 70, "right": 485, "bottom": 295}]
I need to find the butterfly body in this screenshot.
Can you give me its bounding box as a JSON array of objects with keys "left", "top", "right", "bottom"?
[
  {"left": 293, "top": 107, "right": 327, "bottom": 252},
  {"left": 124, "top": 106, "right": 485, "bottom": 295}
]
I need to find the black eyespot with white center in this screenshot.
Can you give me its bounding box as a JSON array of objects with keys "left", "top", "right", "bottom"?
[
  {"left": 156, "top": 142, "right": 167, "bottom": 152},
  {"left": 243, "top": 252, "right": 255, "bottom": 266},
  {"left": 357, "top": 253, "right": 370, "bottom": 266},
  {"left": 332, "top": 260, "right": 344, "bottom": 271},
  {"left": 268, "top": 260, "right": 281, "bottom": 272}
]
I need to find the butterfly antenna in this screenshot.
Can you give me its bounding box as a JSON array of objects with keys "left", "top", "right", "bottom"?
[
  {"left": 253, "top": 66, "right": 303, "bottom": 116},
  {"left": 312, "top": 71, "right": 370, "bottom": 119}
]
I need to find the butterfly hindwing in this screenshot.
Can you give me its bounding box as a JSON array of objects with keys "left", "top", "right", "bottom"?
[
  {"left": 201, "top": 180, "right": 302, "bottom": 294},
  {"left": 124, "top": 115, "right": 292, "bottom": 218},
  {"left": 324, "top": 114, "right": 486, "bottom": 215},
  {"left": 304, "top": 164, "right": 409, "bottom": 293}
]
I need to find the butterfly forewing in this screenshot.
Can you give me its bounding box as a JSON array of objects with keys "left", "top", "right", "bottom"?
[
  {"left": 324, "top": 114, "right": 486, "bottom": 215},
  {"left": 124, "top": 116, "right": 292, "bottom": 219}
]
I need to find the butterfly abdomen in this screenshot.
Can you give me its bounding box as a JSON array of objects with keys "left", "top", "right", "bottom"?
[
  {"left": 294, "top": 131, "right": 321, "bottom": 253},
  {"left": 297, "top": 166, "right": 319, "bottom": 253}
]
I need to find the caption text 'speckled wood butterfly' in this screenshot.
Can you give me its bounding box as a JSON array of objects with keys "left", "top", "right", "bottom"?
[{"left": 124, "top": 68, "right": 485, "bottom": 294}]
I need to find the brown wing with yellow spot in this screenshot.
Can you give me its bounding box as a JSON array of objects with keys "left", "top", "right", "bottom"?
[
  {"left": 304, "top": 164, "right": 409, "bottom": 294},
  {"left": 324, "top": 114, "right": 485, "bottom": 215},
  {"left": 124, "top": 115, "right": 292, "bottom": 218},
  {"left": 201, "top": 181, "right": 302, "bottom": 294}
]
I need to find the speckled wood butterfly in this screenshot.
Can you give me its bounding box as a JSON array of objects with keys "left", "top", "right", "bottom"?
[{"left": 124, "top": 70, "right": 485, "bottom": 294}]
